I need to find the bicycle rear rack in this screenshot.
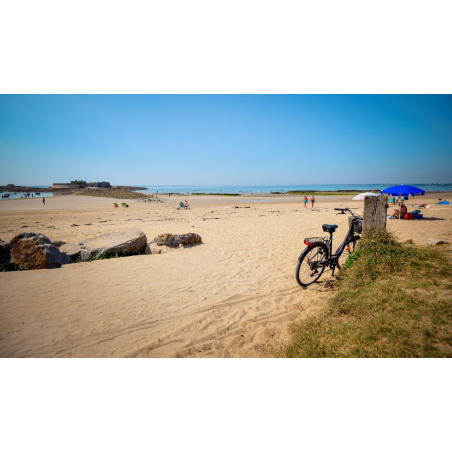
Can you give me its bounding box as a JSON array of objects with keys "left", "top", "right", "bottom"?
[{"left": 303, "top": 236, "right": 331, "bottom": 247}]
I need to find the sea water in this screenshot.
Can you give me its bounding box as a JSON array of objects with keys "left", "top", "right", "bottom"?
[
  {"left": 136, "top": 184, "right": 452, "bottom": 195},
  {"left": 0, "top": 187, "right": 54, "bottom": 200}
]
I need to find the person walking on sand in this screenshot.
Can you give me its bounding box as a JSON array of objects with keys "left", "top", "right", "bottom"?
[
  {"left": 42, "top": 197, "right": 45, "bottom": 205},
  {"left": 311, "top": 195, "right": 315, "bottom": 208},
  {"left": 303, "top": 195, "right": 308, "bottom": 208}
]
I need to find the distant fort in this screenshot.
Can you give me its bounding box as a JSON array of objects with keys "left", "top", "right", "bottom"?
[{"left": 52, "top": 180, "right": 111, "bottom": 189}]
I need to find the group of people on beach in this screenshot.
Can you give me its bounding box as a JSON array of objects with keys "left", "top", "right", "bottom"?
[
  {"left": 303, "top": 195, "right": 315, "bottom": 208},
  {"left": 178, "top": 200, "right": 189, "bottom": 209}
]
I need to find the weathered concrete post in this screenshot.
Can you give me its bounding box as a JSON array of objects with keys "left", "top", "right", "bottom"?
[{"left": 363, "top": 194, "right": 388, "bottom": 232}]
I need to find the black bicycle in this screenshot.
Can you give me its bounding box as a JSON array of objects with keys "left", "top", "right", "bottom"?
[{"left": 295, "top": 208, "right": 363, "bottom": 287}]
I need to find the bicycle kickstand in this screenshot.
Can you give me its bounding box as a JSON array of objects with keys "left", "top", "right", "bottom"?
[{"left": 331, "top": 261, "right": 337, "bottom": 277}]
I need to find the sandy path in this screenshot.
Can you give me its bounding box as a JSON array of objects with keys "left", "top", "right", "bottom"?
[{"left": 1, "top": 194, "right": 451, "bottom": 357}]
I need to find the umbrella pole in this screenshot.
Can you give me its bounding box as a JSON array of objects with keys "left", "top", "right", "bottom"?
[{"left": 399, "top": 197, "right": 401, "bottom": 219}]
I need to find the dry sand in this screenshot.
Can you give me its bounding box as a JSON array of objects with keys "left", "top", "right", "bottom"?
[{"left": 1, "top": 193, "right": 451, "bottom": 357}]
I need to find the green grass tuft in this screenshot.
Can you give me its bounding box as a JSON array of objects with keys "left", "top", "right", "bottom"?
[{"left": 281, "top": 229, "right": 452, "bottom": 358}]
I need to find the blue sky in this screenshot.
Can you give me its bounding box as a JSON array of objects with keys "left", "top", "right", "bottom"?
[{"left": 0, "top": 95, "right": 451, "bottom": 186}]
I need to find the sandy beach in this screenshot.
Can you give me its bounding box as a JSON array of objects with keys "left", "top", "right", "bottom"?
[{"left": 1, "top": 193, "right": 451, "bottom": 357}]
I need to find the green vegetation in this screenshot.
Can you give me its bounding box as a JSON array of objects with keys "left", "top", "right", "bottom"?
[
  {"left": 282, "top": 229, "right": 452, "bottom": 357},
  {"left": 76, "top": 250, "right": 126, "bottom": 263}
]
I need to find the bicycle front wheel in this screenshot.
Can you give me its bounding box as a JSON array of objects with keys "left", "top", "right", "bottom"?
[{"left": 296, "top": 242, "right": 328, "bottom": 287}]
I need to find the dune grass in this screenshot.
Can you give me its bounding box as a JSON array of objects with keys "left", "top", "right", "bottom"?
[{"left": 282, "top": 229, "right": 452, "bottom": 357}]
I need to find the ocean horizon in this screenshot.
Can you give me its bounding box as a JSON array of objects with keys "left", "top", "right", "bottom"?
[{"left": 135, "top": 183, "right": 452, "bottom": 194}]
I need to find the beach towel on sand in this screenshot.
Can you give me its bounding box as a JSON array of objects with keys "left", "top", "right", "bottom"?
[{"left": 436, "top": 200, "right": 449, "bottom": 205}]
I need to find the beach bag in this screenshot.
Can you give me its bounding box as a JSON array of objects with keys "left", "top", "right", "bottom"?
[
  {"left": 403, "top": 213, "right": 414, "bottom": 220},
  {"left": 414, "top": 214, "right": 423, "bottom": 219}
]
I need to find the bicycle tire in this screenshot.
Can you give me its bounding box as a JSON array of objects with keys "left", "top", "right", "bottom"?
[{"left": 296, "top": 242, "right": 329, "bottom": 287}]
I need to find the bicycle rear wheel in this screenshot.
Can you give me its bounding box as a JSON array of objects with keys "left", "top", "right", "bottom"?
[{"left": 296, "top": 242, "right": 328, "bottom": 287}]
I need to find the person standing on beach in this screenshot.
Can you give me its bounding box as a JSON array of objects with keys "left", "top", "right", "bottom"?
[
  {"left": 42, "top": 197, "right": 45, "bottom": 205},
  {"left": 303, "top": 195, "right": 308, "bottom": 208},
  {"left": 311, "top": 195, "right": 315, "bottom": 208}
]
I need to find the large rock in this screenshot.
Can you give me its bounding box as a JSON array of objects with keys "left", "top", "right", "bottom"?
[
  {"left": 10, "top": 232, "right": 74, "bottom": 270},
  {"left": 151, "top": 233, "right": 202, "bottom": 248},
  {"left": 76, "top": 228, "right": 147, "bottom": 259}
]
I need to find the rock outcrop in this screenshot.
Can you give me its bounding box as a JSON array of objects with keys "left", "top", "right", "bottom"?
[
  {"left": 10, "top": 233, "right": 73, "bottom": 270},
  {"left": 151, "top": 233, "right": 202, "bottom": 248},
  {"left": 63, "top": 228, "right": 147, "bottom": 260}
]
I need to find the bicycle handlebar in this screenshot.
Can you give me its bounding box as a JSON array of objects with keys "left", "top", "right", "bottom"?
[{"left": 334, "top": 207, "right": 361, "bottom": 219}]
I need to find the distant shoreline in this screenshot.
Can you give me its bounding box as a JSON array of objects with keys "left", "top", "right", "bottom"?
[{"left": 1, "top": 183, "right": 451, "bottom": 199}]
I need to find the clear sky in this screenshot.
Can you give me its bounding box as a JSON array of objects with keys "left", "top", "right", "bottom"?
[{"left": 0, "top": 95, "right": 451, "bottom": 186}]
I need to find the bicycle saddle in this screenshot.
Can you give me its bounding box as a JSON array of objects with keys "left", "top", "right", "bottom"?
[{"left": 322, "top": 224, "right": 338, "bottom": 233}]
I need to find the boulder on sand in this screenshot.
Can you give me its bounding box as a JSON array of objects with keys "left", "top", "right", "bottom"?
[
  {"left": 10, "top": 232, "right": 73, "bottom": 270},
  {"left": 151, "top": 233, "right": 202, "bottom": 248},
  {"left": 64, "top": 228, "right": 147, "bottom": 260}
]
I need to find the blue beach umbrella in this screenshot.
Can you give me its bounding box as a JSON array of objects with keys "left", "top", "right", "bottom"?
[
  {"left": 380, "top": 185, "right": 425, "bottom": 197},
  {"left": 380, "top": 185, "right": 425, "bottom": 219}
]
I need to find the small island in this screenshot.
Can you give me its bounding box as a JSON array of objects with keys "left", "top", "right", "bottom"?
[{"left": 0, "top": 181, "right": 148, "bottom": 199}]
